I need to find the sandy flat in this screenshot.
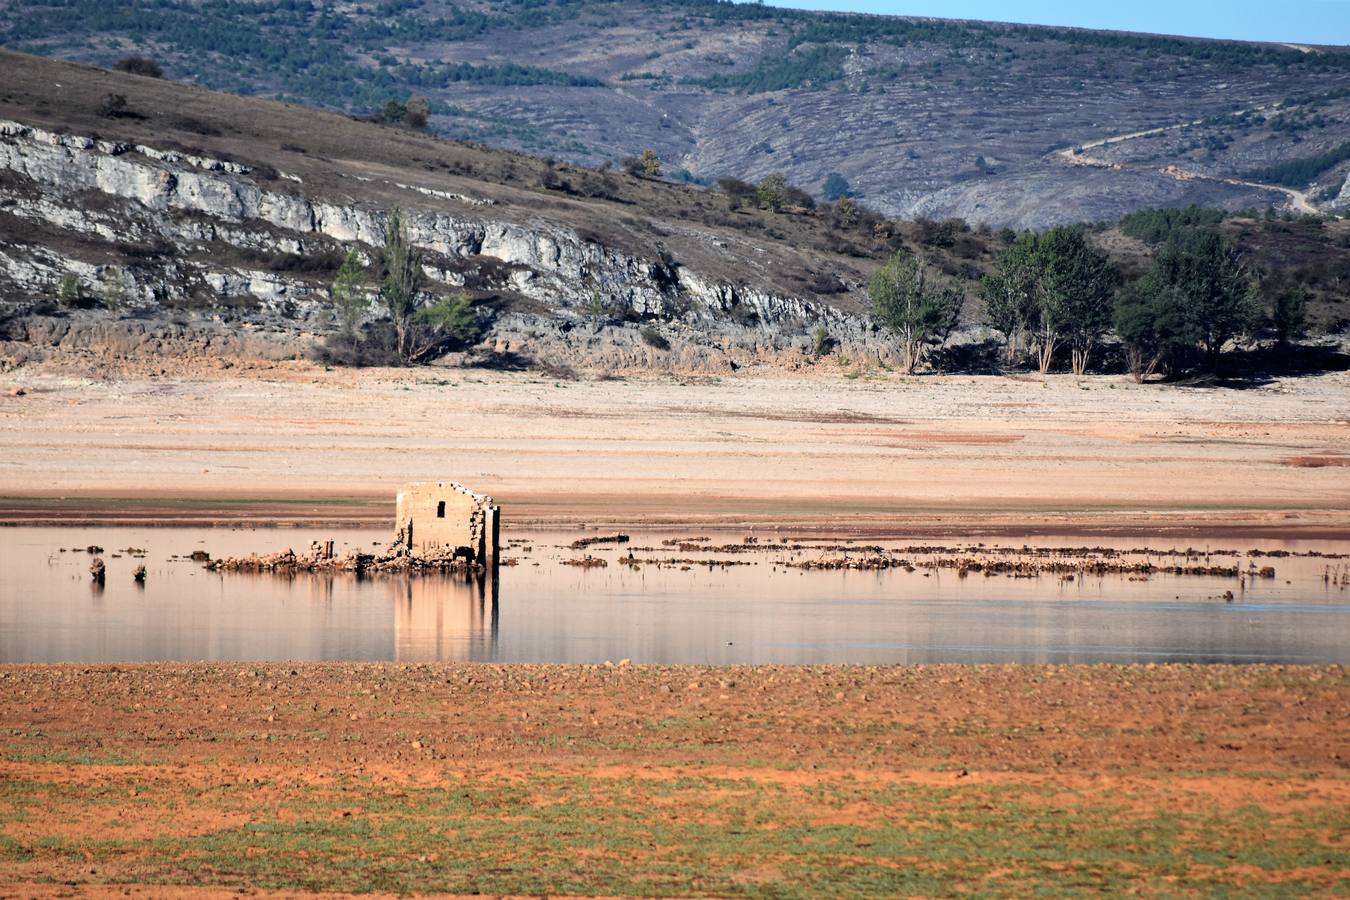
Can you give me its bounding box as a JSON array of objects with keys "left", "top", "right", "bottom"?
[{"left": 2, "top": 363, "right": 1348, "bottom": 534}]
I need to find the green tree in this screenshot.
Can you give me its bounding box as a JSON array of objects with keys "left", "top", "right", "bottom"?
[
  {"left": 757, "top": 173, "right": 787, "bottom": 212},
  {"left": 1270, "top": 286, "right": 1308, "bottom": 347},
  {"left": 1145, "top": 228, "right": 1260, "bottom": 369},
  {"left": 330, "top": 250, "right": 368, "bottom": 341},
  {"left": 639, "top": 149, "right": 662, "bottom": 178},
  {"left": 405, "top": 95, "right": 429, "bottom": 129},
  {"left": 57, "top": 272, "right": 81, "bottom": 307},
  {"left": 379, "top": 208, "right": 424, "bottom": 362},
  {"left": 409, "top": 292, "right": 480, "bottom": 359},
  {"left": 981, "top": 232, "right": 1041, "bottom": 368},
  {"left": 1036, "top": 227, "right": 1118, "bottom": 375},
  {"left": 833, "top": 196, "right": 858, "bottom": 227},
  {"left": 822, "top": 172, "right": 851, "bottom": 201},
  {"left": 1114, "top": 281, "right": 1193, "bottom": 381},
  {"left": 868, "top": 251, "right": 963, "bottom": 375}
]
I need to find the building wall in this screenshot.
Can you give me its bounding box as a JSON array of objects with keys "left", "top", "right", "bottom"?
[{"left": 394, "top": 482, "right": 498, "bottom": 562}]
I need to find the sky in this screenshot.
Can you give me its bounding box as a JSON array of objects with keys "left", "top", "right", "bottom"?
[{"left": 760, "top": 1, "right": 1350, "bottom": 46}]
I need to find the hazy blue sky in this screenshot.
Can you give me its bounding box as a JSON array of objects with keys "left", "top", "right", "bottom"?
[{"left": 760, "top": 1, "right": 1350, "bottom": 45}]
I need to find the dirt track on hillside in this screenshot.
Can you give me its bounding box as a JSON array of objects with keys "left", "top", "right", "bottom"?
[{"left": 2, "top": 364, "right": 1348, "bottom": 534}]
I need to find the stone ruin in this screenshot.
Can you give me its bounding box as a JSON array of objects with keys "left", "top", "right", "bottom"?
[
  {"left": 206, "top": 481, "right": 501, "bottom": 575},
  {"left": 391, "top": 481, "right": 500, "bottom": 565}
]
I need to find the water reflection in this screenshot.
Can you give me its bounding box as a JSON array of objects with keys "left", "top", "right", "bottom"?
[
  {"left": 390, "top": 571, "right": 499, "bottom": 662},
  {"left": 1, "top": 526, "right": 1347, "bottom": 664}
]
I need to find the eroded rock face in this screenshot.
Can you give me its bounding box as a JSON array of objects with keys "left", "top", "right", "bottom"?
[{"left": 0, "top": 116, "right": 881, "bottom": 370}]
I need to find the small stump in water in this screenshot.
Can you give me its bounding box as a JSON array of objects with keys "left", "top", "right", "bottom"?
[
  {"left": 89, "top": 558, "right": 106, "bottom": 583},
  {"left": 133, "top": 564, "right": 147, "bottom": 583}
]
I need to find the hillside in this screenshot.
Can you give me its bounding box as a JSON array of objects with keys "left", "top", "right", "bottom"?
[
  {"left": 5, "top": 0, "right": 1350, "bottom": 227},
  {"left": 0, "top": 49, "right": 897, "bottom": 371},
  {"left": 0, "top": 49, "right": 1346, "bottom": 377}
]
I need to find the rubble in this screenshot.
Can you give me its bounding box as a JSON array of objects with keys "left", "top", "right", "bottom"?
[{"left": 206, "top": 539, "right": 485, "bottom": 576}]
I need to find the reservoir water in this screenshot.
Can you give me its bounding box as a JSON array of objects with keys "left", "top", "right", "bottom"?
[{"left": 1, "top": 526, "right": 1346, "bottom": 664}]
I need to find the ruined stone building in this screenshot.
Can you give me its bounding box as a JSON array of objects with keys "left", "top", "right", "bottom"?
[{"left": 393, "top": 482, "right": 500, "bottom": 565}]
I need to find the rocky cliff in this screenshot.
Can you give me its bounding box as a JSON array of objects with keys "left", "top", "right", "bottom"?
[{"left": 0, "top": 58, "right": 886, "bottom": 373}]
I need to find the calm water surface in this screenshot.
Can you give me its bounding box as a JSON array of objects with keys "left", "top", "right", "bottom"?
[{"left": 1, "top": 526, "right": 1347, "bottom": 664}]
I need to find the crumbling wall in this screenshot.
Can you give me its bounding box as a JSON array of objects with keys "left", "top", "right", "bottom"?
[{"left": 393, "top": 482, "right": 498, "bottom": 563}]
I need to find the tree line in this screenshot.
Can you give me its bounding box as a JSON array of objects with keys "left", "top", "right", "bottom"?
[{"left": 870, "top": 223, "right": 1306, "bottom": 380}]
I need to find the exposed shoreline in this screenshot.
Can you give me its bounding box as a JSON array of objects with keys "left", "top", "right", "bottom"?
[
  {"left": 3, "top": 365, "right": 1347, "bottom": 537},
  {"left": 0, "top": 663, "right": 1343, "bottom": 895},
  {"left": 4, "top": 495, "right": 1350, "bottom": 540}
]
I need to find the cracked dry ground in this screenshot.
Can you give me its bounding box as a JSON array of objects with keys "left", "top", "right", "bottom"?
[{"left": 0, "top": 664, "right": 1346, "bottom": 897}]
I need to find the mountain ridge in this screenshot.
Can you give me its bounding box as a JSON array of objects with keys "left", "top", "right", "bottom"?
[{"left": 5, "top": 0, "right": 1350, "bottom": 227}]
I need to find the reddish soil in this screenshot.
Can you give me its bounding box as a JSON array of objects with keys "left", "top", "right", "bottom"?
[{"left": 0, "top": 665, "right": 1345, "bottom": 895}]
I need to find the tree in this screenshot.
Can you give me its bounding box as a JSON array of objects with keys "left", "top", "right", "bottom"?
[
  {"left": 1145, "top": 228, "right": 1260, "bottom": 369},
  {"left": 1270, "top": 286, "right": 1308, "bottom": 347},
  {"left": 822, "top": 172, "right": 852, "bottom": 201},
  {"left": 717, "top": 176, "right": 756, "bottom": 210},
  {"left": 405, "top": 95, "right": 429, "bottom": 129},
  {"left": 377, "top": 211, "right": 480, "bottom": 363},
  {"left": 833, "top": 196, "right": 858, "bottom": 227},
  {"left": 382, "top": 99, "right": 406, "bottom": 124},
  {"left": 1114, "top": 281, "right": 1192, "bottom": 381},
  {"left": 101, "top": 267, "right": 127, "bottom": 312},
  {"left": 1036, "top": 227, "right": 1118, "bottom": 375},
  {"left": 408, "top": 292, "right": 480, "bottom": 360},
  {"left": 329, "top": 250, "right": 368, "bottom": 341},
  {"left": 640, "top": 149, "right": 662, "bottom": 178},
  {"left": 379, "top": 209, "right": 424, "bottom": 362},
  {"left": 58, "top": 272, "right": 81, "bottom": 307},
  {"left": 757, "top": 172, "right": 787, "bottom": 212},
  {"left": 868, "top": 251, "right": 964, "bottom": 375},
  {"left": 981, "top": 232, "right": 1041, "bottom": 368}
]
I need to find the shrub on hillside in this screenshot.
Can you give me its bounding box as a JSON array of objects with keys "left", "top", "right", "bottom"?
[{"left": 114, "top": 55, "right": 163, "bottom": 78}]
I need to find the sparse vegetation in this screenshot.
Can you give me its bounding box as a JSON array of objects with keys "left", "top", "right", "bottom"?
[
  {"left": 639, "top": 324, "right": 670, "bottom": 350},
  {"left": 687, "top": 43, "right": 849, "bottom": 93},
  {"left": 639, "top": 148, "right": 661, "bottom": 179}
]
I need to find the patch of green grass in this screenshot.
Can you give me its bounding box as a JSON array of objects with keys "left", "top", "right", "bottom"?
[
  {"left": 4, "top": 772, "right": 1344, "bottom": 896},
  {"left": 2, "top": 750, "right": 159, "bottom": 766}
]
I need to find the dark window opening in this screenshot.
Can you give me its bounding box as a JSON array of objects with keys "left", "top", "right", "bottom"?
[{"left": 436, "top": 501, "right": 445, "bottom": 518}]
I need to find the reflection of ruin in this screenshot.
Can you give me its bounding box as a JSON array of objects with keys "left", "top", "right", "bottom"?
[{"left": 390, "top": 573, "right": 498, "bottom": 662}]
